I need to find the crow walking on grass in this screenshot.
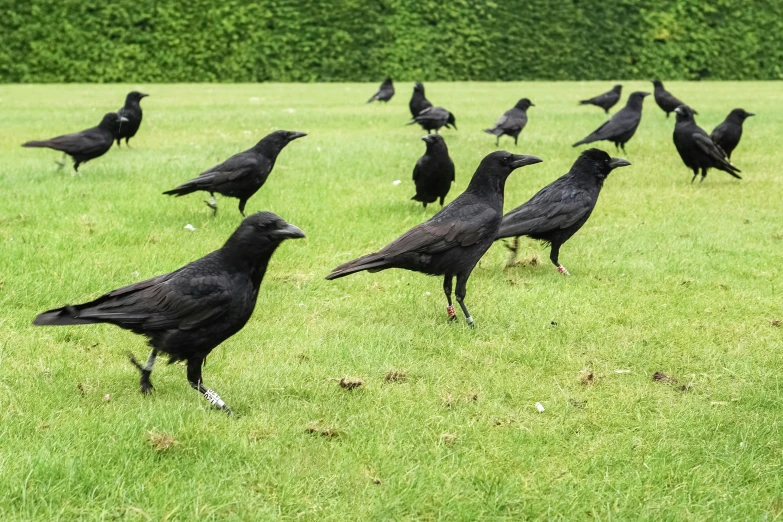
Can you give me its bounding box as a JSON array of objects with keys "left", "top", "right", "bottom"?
[
  {"left": 710, "top": 108, "right": 754, "bottom": 159},
  {"left": 408, "top": 106, "right": 457, "bottom": 134},
  {"left": 411, "top": 134, "right": 455, "bottom": 209},
  {"left": 409, "top": 82, "right": 433, "bottom": 118},
  {"left": 484, "top": 98, "right": 534, "bottom": 146},
  {"left": 22, "top": 112, "right": 128, "bottom": 172},
  {"left": 579, "top": 84, "right": 622, "bottom": 114},
  {"left": 673, "top": 105, "right": 741, "bottom": 183},
  {"left": 497, "top": 149, "right": 631, "bottom": 274},
  {"left": 573, "top": 92, "right": 649, "bottom": 151},
  {"left": 33, "top": 212, "right": 305, "bottom": 414},
  {"left": 326, "top": 151, "right": 542, "bottom": 326},
  {"left": 163, "top": 130, "right": 306, "bottom": 216},
  {"left": 115, "top": 91, "right": 149, "bottom": 147},
  {"left": 367, "top": 78, "right": 394, "bottom": 103},
  {"left": 652, "top": 80, "right": 692, "bottom": 118}
]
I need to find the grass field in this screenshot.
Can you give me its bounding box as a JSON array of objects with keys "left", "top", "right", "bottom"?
[{"left": 1, "top": 82, "right": 782, "bottom": 520}]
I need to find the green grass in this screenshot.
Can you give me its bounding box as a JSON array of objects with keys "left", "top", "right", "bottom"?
[{"left": 1, "top": 82, "right": 782, "bottom": 521}]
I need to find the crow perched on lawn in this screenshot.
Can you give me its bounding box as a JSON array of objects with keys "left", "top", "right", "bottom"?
[
  {"left": 484, "top": 98, "right": 534, "bottom": 146},
  {"left": 652, "top": 80, "right": 692, "bottom": 118},
  {"left": 408, "top": 106, "right": 457, "bottom": 134},
  {"left": 497, "top": 149, "right": 631, "bottom": 274},
  {"left": 573, "top": 92, "right": 649, "bottom": 151},
  {"left": 163, "top": 130, "right": 306, "bottom": 215},
  {"left": 115, "top": 91, "right": 149, "bottom": 147},
  {"left": 579, "top": 84, "right": 622, "bottom": 114},
  {"left": 326, "top": 151, "right": 542, "bottom": 326},
  {"left": 411, "top": 134, "right": 455, "bottom": 209},
  {"left": 673, "top": 105, "right": 741, "bottom": 183},
  {"left": 33, "top": 212, "right": 305, "bottom": 414},
  {"left": 367, "top": 78, "right": 394, "bottom": 103},
  {"left": 409, "top": 82, "right": 433, "bottom": 118},
  {"left": 22, "top": 112, "right": 128, "bottom": 172},
  {"left": 710, "top": 108, "right": 754, "bottom": 159}
]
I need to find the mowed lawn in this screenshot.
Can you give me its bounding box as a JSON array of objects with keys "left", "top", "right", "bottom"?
[{"left": 0, "top": 82, "right": 781, "bottom": 521}]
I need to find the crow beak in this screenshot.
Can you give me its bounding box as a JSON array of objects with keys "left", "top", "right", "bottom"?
[
  {"left": 273, "top": 223, "right": 306, "bottom": 239},
  {"left": 510, "top": 154, "right": 543, "bottom": 169},
  {"left": 609, "top": 158, "right": 631, "bottom": 170},
  {"left": 674, "top": 106, "right": 684, "bottom": 115},
  {"left": 140, "top": 93, "right": 149, "bottom": 98},
  {"left": 746, "top": 112, "right": 755, "bottom": 117},
  {"left": 422, "top": 135, "right": 435, "bottom": 143},
  {"left": 119, "top": 116, "right": 129, "bottom": 123},
  {"left": 530, "top": 102, "right": 536, "bottom": 107},
  {"left": 451, "top": 123, "right": 458, "bottom": 130},
  {"left": 288, "top": 132, "right": 307, "bottom": 141},
  {"left": 641, "top": 92, "right": 651, "bottom": 97}
]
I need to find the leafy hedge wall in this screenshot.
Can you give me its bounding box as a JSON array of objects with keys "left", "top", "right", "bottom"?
[{"left": 1, "top": 0, "right": 781, "bottom": 82}]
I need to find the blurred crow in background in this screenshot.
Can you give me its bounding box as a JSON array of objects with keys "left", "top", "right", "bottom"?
[
  {"left": 367, "top": 78, "right": 395, "bottom": 103},
  {"left": 485, "top": 98, "right": 534, "bottom": 146},
  {"left": 573, "top": 92, "right": 649, "bottom": 151},
  {"left": 652, "top": 80, "right": 692, "bottom": 118},
  {"left": 411, "top": 134, "right": 455, "bottom": 209},
  {"left": 163, "top": 130, "right": 306, "bottom": 215},
  {"left": 710, "top": 108, "right": 754, "bottom": 159},
  {"left": 673, "top": 105, "right": 741, "bottom": 183},
  {"left": 116, "top": 91, "right": 149, "bottom": 147},
  {"left": 408, "top": 106, "right": 457, "bottom": 134},
  {"left": 579, "top": 84, "right": 622, "bottom": 114},
  {"left": 409, "top": 82, "right": 433, "bottom": 118}
]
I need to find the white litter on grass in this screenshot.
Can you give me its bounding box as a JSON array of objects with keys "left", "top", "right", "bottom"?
[
  {"left": 285, "top": 108, "right": 296, "bottom": 113},
  {"left": 535, "top": 402, "right": 545, "bottom": 413},
  {"left": 393, "top": 180, "right": 401, "bottom": 185},
  {"left": 614, "top": 369, "right": 631, "bottom": 374},
  {"left": 184, "top": 224, "right": 196, "bottom": 231},
  {"left": 249, "top": 97, "right": 260, "bottom": 103},
  {"left": 424, "top": 292, "right": 431, "bottom": 296}
]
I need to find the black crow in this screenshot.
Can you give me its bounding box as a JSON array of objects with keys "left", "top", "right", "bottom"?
[
  {"left": 408, "top": 106, "right": 457, "bottom": 134},
  {"left": 33, "top": 212, "right": 305, "bottom": 414},
  {"left": 673, "top": 105, "right": 741, "bottom": 183},
  {"left": 116, "top": 91, "right": 149, "bottom": 147},
  {"left": 163, "top": 130, "right": 306, "bottom": 216},
  {"left": 484, "top": 98, "right": 534, "bottom": 146},
  {"left": 326, "top": 151, "right": 542, "bottom": 326},
  {"left": 367, "top": 78, "right": 394, "bottom": 103},
  {"left": 652, "top": 80, "right": 692, "bottom": 118},
  {"left": 497, "top": 149, "right": 631, "bottom": 274},
  {"left": 409, "top": 82, "right": 433, "bottom": 118},
  {"left": 573, "top": 92, "right": 649, "bottom": 151},
  {"left": 710, "top": 108, "right": 754, "bottom": 159},
  {"left": 22, "top": 112, "right": 128, "bottom": 172},
  {"left": 579, "top": 84, "right": 622, "bottom": 114},
  {"left": 411, "top": 134, "right": 455, "bottom": 209}
]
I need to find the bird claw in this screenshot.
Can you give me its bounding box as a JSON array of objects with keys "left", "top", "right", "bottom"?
[
  {"left": 446, "top": 305, "right": 457, "bottom": 322},
  {"left": 204, "top": 388, "right": 231, "bottom": 414},
  {"left": 466, "top": 316, "right": 475, "bottom": 328},
  {"left": 557, "top": 265, "right": 571, "bottom": 276},
  {"left": 204, "top": 197, "right": 218, "bottom": 214}
]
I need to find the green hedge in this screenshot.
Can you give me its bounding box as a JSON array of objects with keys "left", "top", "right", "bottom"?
[{"left": 1, "top": 0, "right": 782, "bottom": 82}]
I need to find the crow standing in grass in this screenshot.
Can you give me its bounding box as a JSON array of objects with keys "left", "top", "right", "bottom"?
[
  {"left": 367, "top": 78, "right": 394, "bottom": 103},
  {"left": 22, "top": 112, "right": 128, "bottom": 172},
  {"left": 573, "top": 92, "right": 649, "bottom": 151},
  {"left": 33, "top": 212, "right": 305, "bottom": 414},
  {"left": 579, "top": 84, "right": 622, "bottom": 114},
  {"left": 326, "top": 151, "right": 542, "bottom": 326},
  {"left": 408, "top": 106, "right": 457, "bottom": 134},
  {"left": 497, "top": 149, "right": 631, "bottom": 274},
  {"left": 652, "top": 80, "right": 692, "bottom": 118},
  {"left": 115, "top": 91, "right": 149, "bottom": 147},
  {"left": 411, "top": 134, "right": 455, "bottom": 209},
  {"left": 163, "top": 130, "right": 306, "bottom": 216},
  {"left": 409, "top": 82, "right": 433, "bottom": 118},
  {"left": 710, "top": 108, "right": 754, "bottom": 159},
  {"left": 484, "top": 98, "right": 534, "bottom": 146},
  {"left": 673, "top": 105, "right": 741, "bottom": 183}
]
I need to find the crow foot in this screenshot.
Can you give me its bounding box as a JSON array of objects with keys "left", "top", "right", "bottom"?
[
  {"left": 446, "top": 305, "right": 457, "bottom": 322},
  {"left": 557, "top": 265, "right": 571, "bottom": 276},
  {"left": 204, "top": 389, "right": 232, "bottom": 415}
]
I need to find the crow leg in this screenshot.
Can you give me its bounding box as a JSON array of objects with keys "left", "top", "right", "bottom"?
[
  {"left": 128, "top": 349, "right": 157, "bottom": 394},
  {"left": 439, "top": 196, "right": 445, "bottom": 206},
  {"left": 73, "top": 161, "right": 81, "bottom": 174},
  {"left": 125, "top": 137, "right": 131, "bottom": 147},
  {"left": 454, "top": 274, "right": 474, "bottom": 327},
  {"left": 620, "top": 142, "right": 626, "bottom": 153},
  {"left": 514, "top": 134, "right": 518, "bottom": 146},
  {"left": 690, "top": 169, "right": 698, "bottom": 184},
  {"left": 187, "top": 358, "right": 231, "bottom": 414},
  {"left": 116, "top": 139, "right": 121, "bottom": 148},
  {"left": 550, "top": 243, "right": 570, "bottom": 275},
  {"left": 205, "top": 193, "right": 218, "bottom": 215},
  {"left": 504, "top": 237, "right": 519, "bottom": 267},
  {"left": 423, "top": 202, "right": 427, "bottom": 210},
  {"left": 55, "top": 153, "right": 67, "bottom": 169},
  {"left": 443, "top": 275, "right": 457, "bottom": 322},
  {"left": 238, "top": 199, "right": 248, "bottom": 217},
  {"left": 700, "top": 168, "right": 708, "bottom": 183}
]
